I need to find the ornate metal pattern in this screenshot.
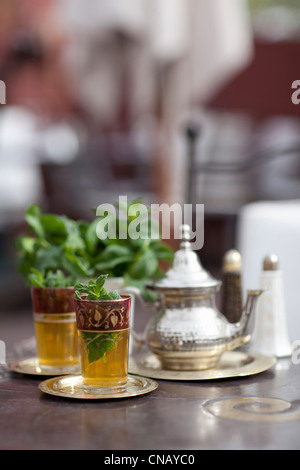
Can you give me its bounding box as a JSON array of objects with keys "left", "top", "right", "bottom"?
[
  {"left": 38, "top": 374, "right": 158, "bottom": 400},
  {"left": 128, "top": 351, "right": 276, "bottom": 381},
  {"left": 75, "top": 296, "right": 131, "bottom": 332}
]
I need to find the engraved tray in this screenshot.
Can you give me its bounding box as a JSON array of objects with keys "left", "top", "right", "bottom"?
[
  {"left": 128, "top": 350, "right": 276, "bottom": 381},
  {"left": 39, "top": 374, "right": 158, "bottom": 400}
]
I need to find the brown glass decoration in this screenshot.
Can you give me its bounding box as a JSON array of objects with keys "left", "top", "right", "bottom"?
[
  {"left": 31, "top": 287, "right": 75, "bottom": 314},
  {"left": 75, "top": 296, "right": 131, "bottom": 332}
]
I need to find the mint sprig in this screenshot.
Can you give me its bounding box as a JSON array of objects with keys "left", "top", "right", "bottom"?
[
  {"left": 74, "top": 274, "right": 121, "bottom": 301},
  {"left": 81, "top": 331, "right": 122, "bottom": 364},
  {"left": 75, "top": 275, "right": 123, "bottom": 364}
]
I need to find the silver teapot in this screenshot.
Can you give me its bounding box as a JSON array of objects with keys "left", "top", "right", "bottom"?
[{"left": 124, "top": 225, "right": 262, "bottom": 371}]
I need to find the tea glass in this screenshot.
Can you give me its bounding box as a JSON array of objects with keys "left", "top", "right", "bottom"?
[
  {"left": 75, "top": 295, "right": 131, "bottom": 393},
  {"left": 31, "top": 287, "right": 79, "bottom": 372}
]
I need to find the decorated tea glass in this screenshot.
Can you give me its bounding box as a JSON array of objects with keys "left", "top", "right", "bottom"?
[
  {"left": 75, "top": 295, "right": 131, "bottom": 393},
  {"left": 31, "top": 287, "right": 79, "bottom": 372}
]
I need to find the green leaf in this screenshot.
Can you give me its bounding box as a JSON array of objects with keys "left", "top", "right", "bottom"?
[
  {"left": 73, "top": 282, "right": 93, "bottom": 295},
  {"left": 129, "top": 249, "right": 158, "bottom": 280},
  {"left": 81, "top": 331, "right": 122, "bottom": 364},
  {"left": 123, "top": 273, "right": 158, "bottom": 303},
  {"left": 94, "top": 256, "right": 132, "bottom": 272},
  {"left": 44, "top": 269, "right": 74, "bottom": 288},
  {"left": 86, "top": 293, "right": 99, "bottom": 300},
  {"left": 101, "top": 244, "right": 132, "bottom": 259},
  {"left": 28, "top": 268, "right": 74, "bottom": 288},
  {"left": 84, "top": 218, "right": 101, "bottom": 255},
  {"left": 64, "top": 234, "right": 86, "bottom": 252},
  {"left": 108, "top": 290, "right": 122, "bottom": 300},
  {"left": 97, "top": 292, "right": 111, "bottom": 300},
  {"left": 74, "top": 291, "right": 82, "bottom": 300},
  {"left": 41, "top": 214, "right": 67, "bottom": 235},
  {"left": 62, "top": 250, "right": 92, "bottom": 278},
  {"left": 35, "top": 245, "right": 63, "bottom": 271},
  {"left": 150, "top": 241, "right": 174, "bottom": 261},
  {"left": 15, "top": 236, "right": 36, "bottom": 254},
  {"left": 28, "top": 268, "right": 45, "bottom": 287},
  {"left": 95, "top": 274, "right": 109, "bottom": 289},
  {"left": 25, "top": 204, "right": 45, "bottom": 239}
]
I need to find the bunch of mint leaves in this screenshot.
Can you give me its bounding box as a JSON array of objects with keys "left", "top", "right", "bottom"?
[
  {"left": 15, "top": 201, "right": 174, "bottom": 295},
  {"left": 83, "top": 199, "right": 174, "bottom": 300},
  {"left": 28, "top": 268, "right": 74, "bottom": 288},
  {"left": 15, "top": 203, "right": 92, "bottom": 288},
  {"left": 74, "top": 275, "right": 123, "bottom": 364}
]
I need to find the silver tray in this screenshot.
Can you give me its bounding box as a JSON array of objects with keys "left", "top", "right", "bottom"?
[
  {"left": 9, "top": 357, "right": 80, "bottom": 376},
  {"left": 128, "top": 350, "right": 276, "bottom": 381},
  {"left": 39, "top": 374, "right": 158, "bottom": 400}
]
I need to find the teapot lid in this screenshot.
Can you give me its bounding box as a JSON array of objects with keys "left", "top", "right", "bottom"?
[{"left": 153, "top": 225, "right": 220, "bottom": 289}]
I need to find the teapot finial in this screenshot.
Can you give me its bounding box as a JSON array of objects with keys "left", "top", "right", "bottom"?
[
  {"left": 179, "top": 224, "right": 192, "bottom": 250},
  {"left": 152, "top": 223, "right": 220, "bottom": 289}
]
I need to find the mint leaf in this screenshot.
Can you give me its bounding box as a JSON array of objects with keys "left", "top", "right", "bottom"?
[
  {"left": 108, "top": 290, "right": 122, "bottom": 300},
  {"left": 129, "top": 249, "right": 158, "bottom": 280},
  {"left": 28, "top": 268, "right": 74, "bottom": 288},
  {"left": 28, "top": 268, "right": 45, "bottom": 287},
  {"left": 96, "top": 292, "right": 111, "bottom": 300},
  {"left": 81, "top": 331, "right": 122, "bottom": 364},
  {"left": 150, "top": 241, "right": 174, "bottom": 261},
  {"left": 62, "top": 249, "right": 92, "bottom": 278},
  {"left": 25, "top": 204, "right": 45, "bottom": 239},
  {"left": 74, "top": 274, "right": 114, "bottom": 300},
  {"left": 95, "top": 274, "right": 109, "bottom": 289},
  {"left": 84, "top": 218, "right": 101, "bottom": 255},
  {"left": 73, "top": 282, "right": 91, "bottom": 294}
]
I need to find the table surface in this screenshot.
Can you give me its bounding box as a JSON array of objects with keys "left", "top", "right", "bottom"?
[{"left": 1, "top": 308, "right": 300, "bottom": 451}]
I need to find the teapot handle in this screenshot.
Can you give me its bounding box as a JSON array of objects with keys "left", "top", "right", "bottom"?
[{"left": 118, "top": 285, "right": 161, "bottom": 310}]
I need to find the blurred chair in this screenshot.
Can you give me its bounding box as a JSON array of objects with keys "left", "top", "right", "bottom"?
[{"left": 237, "top": 200, "right": 300, "bottom": 342}]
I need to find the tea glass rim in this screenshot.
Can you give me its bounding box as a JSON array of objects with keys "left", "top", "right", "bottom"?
[{"left": 74, "top": 294, "right": 131, "bottom": 303}]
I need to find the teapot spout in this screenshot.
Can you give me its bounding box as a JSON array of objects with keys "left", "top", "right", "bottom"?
[{"left": 228, "top": 290, "right": 263, "bottom": 350}]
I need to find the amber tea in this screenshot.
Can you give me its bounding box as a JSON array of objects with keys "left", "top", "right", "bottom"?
[
  {"left": 34, "top": 313, "right": 78, "bottom": 367},
  {"left": 31, "top": 287, "right": 79, "bottom": 369},
  {"left": 78, "top": 329, "right": 129, "bottom": 388}
]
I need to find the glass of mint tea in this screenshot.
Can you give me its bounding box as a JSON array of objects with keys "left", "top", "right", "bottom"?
[{"left": 74, "top": 277, "right": 131, "bottom": 393}]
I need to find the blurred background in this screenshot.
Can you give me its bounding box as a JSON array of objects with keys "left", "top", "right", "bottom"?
[{"left": 0, "top": 0, "right": 300, "bottom": 339}]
